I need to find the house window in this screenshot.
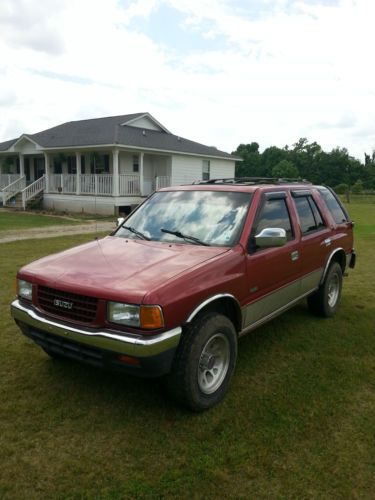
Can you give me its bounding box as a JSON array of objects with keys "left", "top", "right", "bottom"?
[
  {"left": 202, "top": 160, "right": 210, "bottom": 180},
  {"left": 67, "top": 155, "right": 77, "bottom": 174},
  {"left": 90, "top": 153, "right": 109, "bottom": 174},
  {"left": 133, "top": 155, "right": 139, "bottom": 173}
]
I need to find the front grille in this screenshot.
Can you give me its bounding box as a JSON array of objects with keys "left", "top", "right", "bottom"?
[{"left": 37, "top": 286, "right": 98, "bottom": 324}]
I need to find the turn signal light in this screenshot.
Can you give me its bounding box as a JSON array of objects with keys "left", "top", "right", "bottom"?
[
  {"left": 140, "top": 305, "right": 164, "bottom": 329},
  {"left": 118, "top": 355, "right": 140, "bottom": 366}
]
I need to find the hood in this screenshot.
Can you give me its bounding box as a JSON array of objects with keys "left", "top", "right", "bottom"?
[{"left": 20, "top": 236, "right": 229, "bottom": 303}]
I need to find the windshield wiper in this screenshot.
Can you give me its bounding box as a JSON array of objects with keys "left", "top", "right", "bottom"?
[
  {"left": 161, "top": 228, "right": 210, "bottom": 246},
  {"left": 122, "top": 225, "right": 150, "bottom": 241}
]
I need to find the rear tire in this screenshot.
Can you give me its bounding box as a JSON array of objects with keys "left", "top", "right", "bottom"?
[
  {"left": 166, "top": 313, "right": 237, "bottom": 411},
  {"left": 307, "top": 262, "right": 343, "bottom": 317}
]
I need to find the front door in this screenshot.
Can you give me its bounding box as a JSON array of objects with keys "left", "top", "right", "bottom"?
[
  {"left": 35, "top": 158, "right": 45, "bottom": 179},
  {"left": 243, "top": 192, "right": 301, "bottom": 328}
]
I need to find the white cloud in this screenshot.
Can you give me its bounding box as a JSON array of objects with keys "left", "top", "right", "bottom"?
[{"left": 0, "top": 0, "right": 374, "bottom": 159}]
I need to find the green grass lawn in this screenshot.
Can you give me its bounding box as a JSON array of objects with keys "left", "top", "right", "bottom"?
[
  {"left": 0, "top": 211, "right": 84, "bottom": 232},
  {"left": 0, "top": 203, "right": 374, "bottom": 498}
]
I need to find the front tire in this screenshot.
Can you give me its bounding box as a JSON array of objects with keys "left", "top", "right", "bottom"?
[
  {"left": 166, "top": 313, "right": 237, "bottom": 411},
  {"left": 307, "top": 261, "right": 343, "bottom": 317}
]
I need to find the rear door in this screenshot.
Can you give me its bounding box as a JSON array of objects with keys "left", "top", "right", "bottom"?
[
  {"left": 291, "top": 190, "right": 332, "bottom": 294},
  {"left": 243, "top": 190, "right": 301, "bottom": 328}
]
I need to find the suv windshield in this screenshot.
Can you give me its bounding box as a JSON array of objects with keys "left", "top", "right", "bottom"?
[{"left": 116, "top": 190, "right": 252, "bottom": 247}]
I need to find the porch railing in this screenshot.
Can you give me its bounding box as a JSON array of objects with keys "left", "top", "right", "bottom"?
[
  {"left": 44, "top": 174, "right": 146, "bottom": 196},
  {"left": 119, "top": 175, "right": 141, "bottom": 195},
  {"left": 21, "top": 175, "right": 45, "bottom": 209},
  {"left": 2, "top": 176, "right": 26, "bottom": 205},
  {"left": 0, "top": 174, "right": 21, "bottom": 190},
  {"left": 81, "top": 175, "right": 112, "bottom": 195},
  {"left": 155, "top": 176, "right": 171, "bottom": 189},
  {"left": 50, "top": 174, "right": 77, "bottom": 194}
]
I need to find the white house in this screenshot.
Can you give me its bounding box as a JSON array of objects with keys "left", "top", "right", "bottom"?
[{"left": 0, "top": 113, "right": 238, "bottom": 214}]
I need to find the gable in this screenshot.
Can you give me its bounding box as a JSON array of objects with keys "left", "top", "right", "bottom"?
[
  {"left": 10, "top": 136, "right": 41, "bottom": 154},
  {"left": 124, "top": 116, "right": 163, "bottom": 131},
  {"left": 122, "top": 113, "right": 170, "bottom": 133}
]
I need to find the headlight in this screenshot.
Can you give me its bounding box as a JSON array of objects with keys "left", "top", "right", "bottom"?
[
  {"left": 108, "top": 302, "right": 164, "bottom": 329},
  {"left": 18, "top": 279, "right": 33, "bottom": 301},
  {"left": 108, "top": 302, "right": 140, "bottom": 327}
]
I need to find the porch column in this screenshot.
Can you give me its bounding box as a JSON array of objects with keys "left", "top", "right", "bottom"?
[
  {"left": 30, "top": 158, "right": 35, "bottom": 181},
  {"left": 76, "top": 152, "right": 81, "bottom": 195},
  {"left": 112, "top": 149, "right": 119, "bottom": 197},
  {"left": 19, "top": 154, "right": 25, "bottom": 178},
  {"left": 139, "top": 152, "right": 144, "bottom": 195},
  {"left": 44, "top": 152, "right": 50, "bottom": 193}
]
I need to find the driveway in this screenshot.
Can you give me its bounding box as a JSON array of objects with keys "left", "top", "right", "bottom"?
[{"left": 0, "top": 221, "right": 115, "bottom": 243}]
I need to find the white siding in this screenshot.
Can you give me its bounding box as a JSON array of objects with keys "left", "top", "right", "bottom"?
[
  {"left": 119, "top": 152, "right": 135, "bottom": 174},
  {"left": 171, "top": 156, "right": 202, "bottom": 185},
  {"left": 171, "top": 155, "right": 235, "bottom": 185},
  {"left": 210, "top": 158, "right": 235, "bottom": 179}
]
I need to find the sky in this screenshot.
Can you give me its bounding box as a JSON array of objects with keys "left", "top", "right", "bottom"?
[{"left": 0, "top": 0, "right": 374, "bottom": 160}]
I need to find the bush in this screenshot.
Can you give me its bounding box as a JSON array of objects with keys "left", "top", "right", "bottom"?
[
  {"left": 334, "top": 183, "right": 348, "bottom": 194},
  {"left": 352, "top": 179, "right": 364, "bottom": 194}
]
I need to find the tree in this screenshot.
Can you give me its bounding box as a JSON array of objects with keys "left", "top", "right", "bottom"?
[
  {"left": 272, "top": 160, "right": 299, "bottom": 179},
  {"left": 352, "top": 179, "right": 364, "bottom": 193},
  {"left": 233, "top": 142, "right": 261, "bottom": 177}
]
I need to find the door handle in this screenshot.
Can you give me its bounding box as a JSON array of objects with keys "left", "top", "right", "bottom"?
[
  {"left": 291, "top": 250, "right": 299, "bottom": 261},
  {"left": 324, "top": 238, "right": 332, "bottom": 247}
]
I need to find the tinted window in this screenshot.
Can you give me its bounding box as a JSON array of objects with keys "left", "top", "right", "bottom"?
[
  {"left": 309, "top": 197, "right": 325, "bottom": 228},
  {"left": 318, "top": 188, "right": 348, "bottom": 224},
  {"left": 254, "top": 198, "right": 293, "bottom": 242},
  {"left": 294, "top": 196, "right": 326, "bottom": 234},
  {"left": 116, "top": 190, "right": 252, "bottom": 247}
]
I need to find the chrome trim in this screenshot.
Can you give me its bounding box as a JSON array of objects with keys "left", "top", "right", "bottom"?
[
  {"left": 320, "top": 247, "right": 345, "bottom": 284},
  {"left": 290, "top": 250, "right": 299, "bottom": 261},
  {"left": 186, "top": 293, "right": 241, "bottom": 323},
  {"left": 239, "top": 288, "right": 318, "bottom": 337},
  {"left": 11, "top": 300, "right": 181, "bottom": 357}
]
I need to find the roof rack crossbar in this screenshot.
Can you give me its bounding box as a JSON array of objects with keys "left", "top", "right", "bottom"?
[{"left": 192, "top": 177, "right": 312, "bottom": 186}]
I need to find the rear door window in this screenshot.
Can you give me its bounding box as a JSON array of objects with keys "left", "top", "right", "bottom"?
[{"left": 294, "top": 195, "right": 326, "bottom": 234}]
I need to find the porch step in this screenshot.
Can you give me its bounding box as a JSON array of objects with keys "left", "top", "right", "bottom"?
[{"left": 7, "top": 192, "right": 43, "bottom": 210}]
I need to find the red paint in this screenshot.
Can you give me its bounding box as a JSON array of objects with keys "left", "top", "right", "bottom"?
[{"left": 17, "top": 183, "right": 354, "bottom": 334}]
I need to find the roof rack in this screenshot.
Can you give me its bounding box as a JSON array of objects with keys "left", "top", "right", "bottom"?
[{"left": 192, "top": 177, "right": 312, "bottom": 186}]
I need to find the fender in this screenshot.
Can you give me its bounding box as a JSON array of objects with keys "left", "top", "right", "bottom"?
[
  {"left": 186, "top": 293, "right": 242, "bottom": 326},
  {"left": 320, "top": 247, "right": 345, "bottom": 284}
]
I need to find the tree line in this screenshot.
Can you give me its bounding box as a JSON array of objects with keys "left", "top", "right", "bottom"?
[{"left": 232, "top": 138, "right": 375, "bottom": 192}]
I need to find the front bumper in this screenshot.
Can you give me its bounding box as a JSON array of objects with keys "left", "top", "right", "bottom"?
[{"left": 11, "top": 300, "right": 182, "bottom": 377}]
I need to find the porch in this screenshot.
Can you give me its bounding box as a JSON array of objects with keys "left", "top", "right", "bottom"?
[
  {"left": 0, "top": 148, "right": 172, "bottom": 210},
  {"left": 48, "top": 173, "right": 170, "bottom": 196}
]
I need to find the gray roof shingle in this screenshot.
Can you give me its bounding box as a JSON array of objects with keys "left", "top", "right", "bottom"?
[
  {"left": 0, "top": 138, "right": 18, "bottom": 151},
  {"left": 0, "top": 113, "right": 236, "bottom": 160}
]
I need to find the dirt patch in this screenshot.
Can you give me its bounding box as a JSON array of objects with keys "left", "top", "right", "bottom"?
[{"left": 0, "top": 221, "right": 116, "bottom": 243}]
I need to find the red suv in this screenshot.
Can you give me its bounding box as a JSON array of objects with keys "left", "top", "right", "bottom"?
[{"left": 11, "top": 179, "right": 356, "bottom": 411}]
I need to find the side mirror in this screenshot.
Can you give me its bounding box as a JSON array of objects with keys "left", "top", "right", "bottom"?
[
  {"left": 255, "top": 228, "right": 287, "bottom": 248},
  {"left": 117, "top": 217, "right": 125, "bottom": 227}
]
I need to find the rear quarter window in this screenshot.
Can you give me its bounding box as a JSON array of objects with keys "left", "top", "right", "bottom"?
[{"left": 318, "top": 188, "right": 348, "bottom": 225}]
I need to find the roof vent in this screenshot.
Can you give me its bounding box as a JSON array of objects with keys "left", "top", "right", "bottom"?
[
  {"left": 177, "top": 136, "right": 181, "bottom": 141},
  {"left": 142, "top": 130, "right": 146, "bottom": 136}
]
